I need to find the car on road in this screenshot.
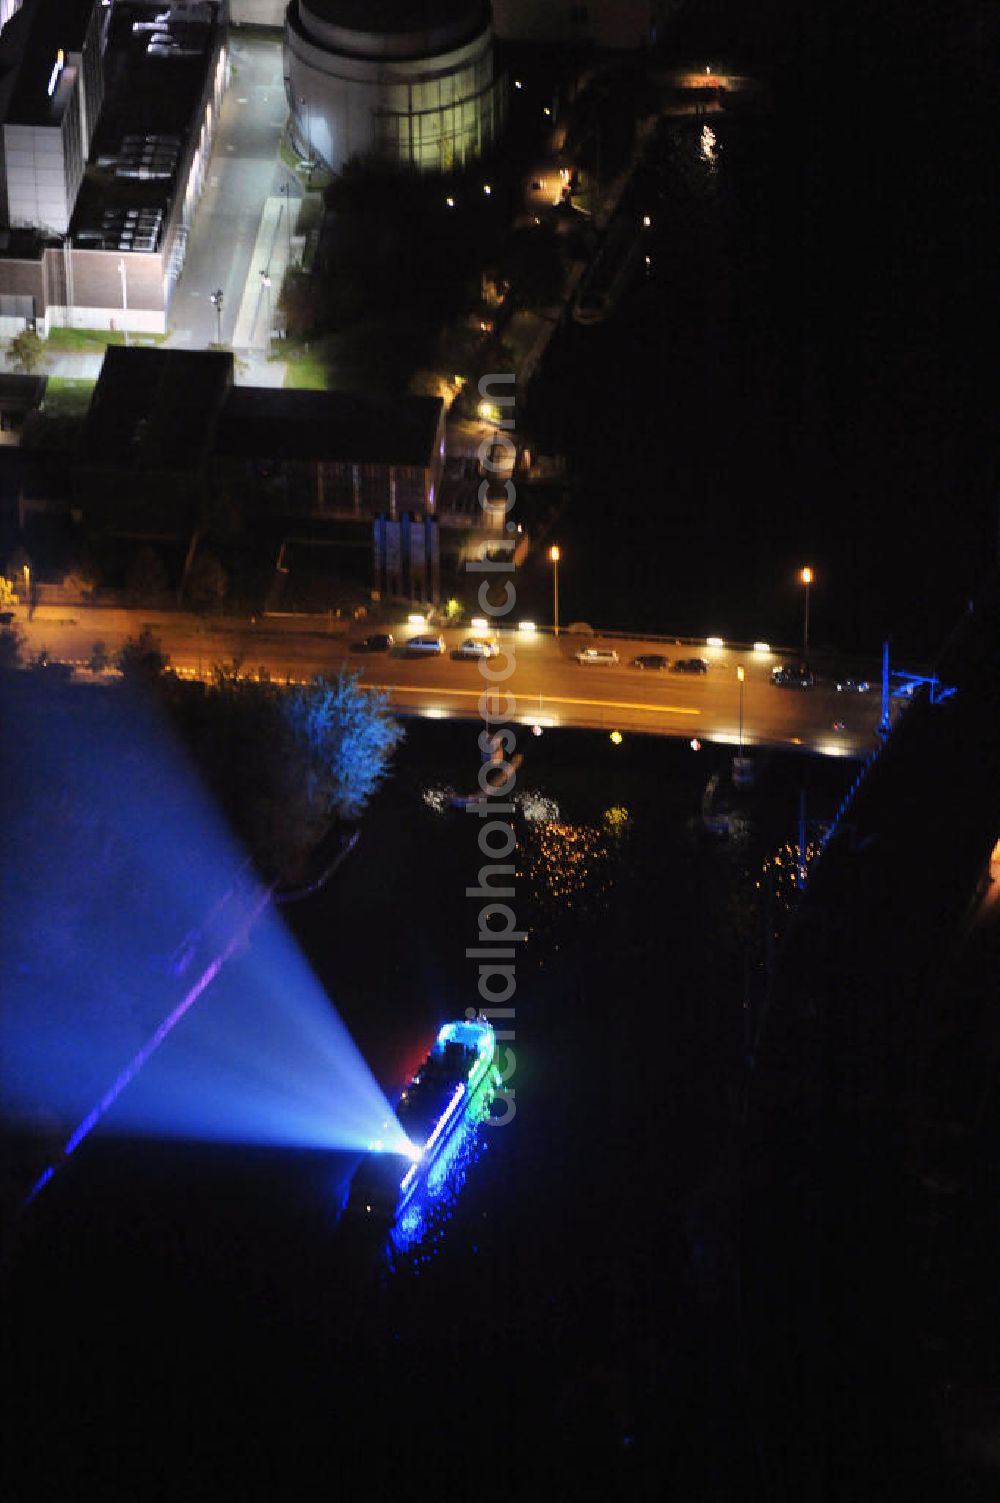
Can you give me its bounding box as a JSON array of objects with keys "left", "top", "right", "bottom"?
[
  {"left": 835, "top": 677, "right": 870, "bottom": 694},
  {"left": 455, "top": 637, "right": 499, "bottom": 659},
  {"left": 772, "top": 664, "right": 814, "bottom": 689},
  {"left": 351, "top": 632, "right": 394, "bottom": 652},
  {"left": 575, "top": 647, "right": 619, "bottom": 665},
  {"left": 632, "top": 653, "right": 670, "bottom": 670},
  {"left": 406, "top": 634, "right": 445, "bottom": 656},
  {"left": 672, "top": 657, "right": 709, "bottom": 674}
]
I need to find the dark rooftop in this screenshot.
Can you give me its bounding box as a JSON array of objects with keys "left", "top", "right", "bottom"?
[
  {"left": 71, "top": 1, "right": 219, "bottom": 247},
  {"left": 0, "top": 373, "right": 47, "bottom": 409},
  {"left": 303, "top": 0, "right": 485, "bottom": 35},
  {"left": 2, "top": 0, "right": 97, "bottom": 127},
  {"left": 214, "top": 388, "right": 444, "bottom": 469},
  {"left": 79, "top": 346, "right": 233, "bottom": 471}
]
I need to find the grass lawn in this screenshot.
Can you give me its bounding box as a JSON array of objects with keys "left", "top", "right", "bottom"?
[
  {"left": 279, "top": 338, "right": 332, "bottom": 390},
  {"left": 43, "top": 377, "right": 96, "bottom": 419},
  {"left": 45, "top": 327, "right": 166, "bottom": 353}
]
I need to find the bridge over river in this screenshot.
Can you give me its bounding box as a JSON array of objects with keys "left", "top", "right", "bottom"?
[{"left": 17, "top": 603, "right": 893, "bottom": 758}]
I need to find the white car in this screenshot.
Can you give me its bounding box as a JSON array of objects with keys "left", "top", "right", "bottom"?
[
  {"left": 575, "top": 647, "right": 619, "bottom": 665},
  {"left": 406, "top": 634, "right": 445, "bottom": 656},
  {"left": 456, "top": 637, "right": 499, "bottom": 659}
]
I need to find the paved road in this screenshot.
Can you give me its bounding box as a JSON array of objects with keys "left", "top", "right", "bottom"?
[
  {"left": 19, "top": 605, "right": 883, "bottom": 757},
  {"left": 168, "top": 34, "right": 295, "bottom": 355}
]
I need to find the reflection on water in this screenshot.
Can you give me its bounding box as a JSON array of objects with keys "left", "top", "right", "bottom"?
[
  {"left": 420, "top": 783, "right": 562, "bottom": 824},
  {"left": 700, "top": 123, "right": 718, "bottom": 164},
  {"left": 520, "top": 804, "right": 633, "bottom": 925},
  {"left": 421, "top": 783, "right": 455, "bottom": 814},
  {"left": 757, "top": 836, "right": 823, "bottom": 908},
  {"left": 515, "top": 789, "right": 560, "bottom": 823},
  {"left": 727, "top": 833, "right": 825, "bottom": 956},
  {"left": 388, "top": 1076, "right": 496, "bottom": 1264}
]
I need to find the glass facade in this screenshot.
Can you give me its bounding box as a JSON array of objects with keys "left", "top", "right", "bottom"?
[
  {"left": 372, "top": 70, "right": 504, "bottom": 172},
  {"left": 286, "top": 2, "right": 504, "bottom": 176}
]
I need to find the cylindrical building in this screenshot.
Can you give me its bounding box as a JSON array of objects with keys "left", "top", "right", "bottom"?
[{"left": 284, "top": 0, "right": 505, "bottom": 175}]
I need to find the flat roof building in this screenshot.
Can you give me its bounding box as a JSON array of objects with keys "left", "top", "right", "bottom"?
[
  {"left": 77, "top": 347, "right": 446, "bottom": 528},
  {"left": 0, "top": 0, "right": 106, "bottom": 235},
  {"left": 0, "top": 1, "right": 226, "bottom": 336}
]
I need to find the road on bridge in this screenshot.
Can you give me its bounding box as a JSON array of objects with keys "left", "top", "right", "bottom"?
[{"left": 18, "top": 604, "right": 884, "bottom": 758}]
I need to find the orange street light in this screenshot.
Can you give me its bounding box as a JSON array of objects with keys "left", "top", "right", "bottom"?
[
  {"left": 799, "top": 566, "right": 814, "bottom": 656},
  {"left": 549, "top": 545, "right": 561, "bottom": 636}
]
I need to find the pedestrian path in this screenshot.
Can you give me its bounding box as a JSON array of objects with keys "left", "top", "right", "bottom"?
[{"left": 231, "top": 193, "right": 294, "bottom": 350}]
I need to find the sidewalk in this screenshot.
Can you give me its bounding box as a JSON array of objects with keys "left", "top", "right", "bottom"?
[{"left": 231, "top": 192, "right": 295, "bottom": 351}]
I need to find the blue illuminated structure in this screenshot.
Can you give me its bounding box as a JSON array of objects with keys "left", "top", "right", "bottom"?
[{"left": 345, "top": 1019, "right": 497, "bottom": 1227}]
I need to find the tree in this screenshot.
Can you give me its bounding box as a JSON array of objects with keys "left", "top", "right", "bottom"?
[
  {"left": 283, "top": 672, "right": 404, "bottom": 820},
  {"left": 173, "top": 670, "right": 403, "bottom": 884},
  {"left": 0, "top": 623, "right": 23, "bottom": 671},
  {"left": 7, "top": 328, "right": 45, "bottom": 375},
  {"left": 493, "top": 227, "right": 565, "bottom": 310},
  {"left": 117, "top": 627, "right": 170, "bottom": 681}
]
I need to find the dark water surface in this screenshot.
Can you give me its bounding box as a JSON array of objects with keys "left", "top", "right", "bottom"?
[{"left": 4, "top": 724, "right": 855, "bottom": 1498}]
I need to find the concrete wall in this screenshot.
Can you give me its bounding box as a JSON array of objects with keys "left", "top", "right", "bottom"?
[
  {"left": 229, "top": 0, "right": 285, "bottom": 25},
  {"left": 3, "top": 107, "right": 80, "bottom": 236}
]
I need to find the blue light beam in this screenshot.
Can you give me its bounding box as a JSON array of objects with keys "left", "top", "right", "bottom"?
[{"left": 2, "top": 677, "right": 408, "bottom": 1202}]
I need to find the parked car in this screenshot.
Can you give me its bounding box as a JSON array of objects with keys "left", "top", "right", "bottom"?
[
  {"left": 406, "top": 634, "right": 445, "bottom": 656},
  {"left": 835, "top": 677, "right": 870, "bottom": 694},
  {"left": 455, "top": 637, "right": 499, "bottom": 659},
  {"left": 672, "top": 657, "right": 709, "bottom": 674},
  {"left": 575, "top": 647, "right": 619, "bottom": 665},
  {"left": 351, "top": 632, "right": 394, "bottom": 652},
  {"left": 772, "top": 664, "right": 814, "bottom": 689},
  {"left": 632, "top": 653, "right": 669, "bottom": 670}
]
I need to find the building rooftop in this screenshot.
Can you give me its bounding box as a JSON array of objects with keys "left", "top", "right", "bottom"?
[
  {"left": 214, "top": 388, "right": 445, "bottom": 468},
  {"left": 1, "top": 0, "right": 96, "bottom": 127},
  {"left": 0, "top": 373, "right": 47, "bottom": 408},
  {"left": 79, "top": 346, "right": 234, "bottom": 471},
  {"left": 303, "top": 0, "right": 484, "bottom": 35},
  {"left": 71, "top": 0, "right": 219, "bottom": 250}
]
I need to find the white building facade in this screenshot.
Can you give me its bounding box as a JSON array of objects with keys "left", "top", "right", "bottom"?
[{"left": 284, "top": 0, "right": 505, "bottom": 174}]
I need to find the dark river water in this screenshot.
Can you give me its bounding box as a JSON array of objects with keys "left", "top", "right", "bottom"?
[{"left": 5, "top": 722, "right": 855, "bottom": 1499}]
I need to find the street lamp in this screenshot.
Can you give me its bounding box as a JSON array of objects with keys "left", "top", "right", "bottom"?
[
  {"left": 260, "top": 270, "right": 272, "bottom": 351},
  {"left": 280, "top": 181, "right": 291, "bottom": 262},
  {"left": 737, "top": 664, "right": 745, "bottom": 750},
  {"left": 117, "top": 257, "right": 128, "bottom": 347},
  {"left": 210, "top": 287, "right": 224, "bottom": 346},
  {"left": 299, "top": 96, "right": 313, "bottom": 182},
  {"left": 548, "top": 544, "right": 560, "bottom": 637},
  {"left": 799, "top": 566, "right": 814, "bottom": 657}
]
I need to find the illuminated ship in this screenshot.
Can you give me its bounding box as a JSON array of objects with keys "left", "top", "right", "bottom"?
[{"left": 345, "top": 1019, "right": 497, "bottom": 1225}]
